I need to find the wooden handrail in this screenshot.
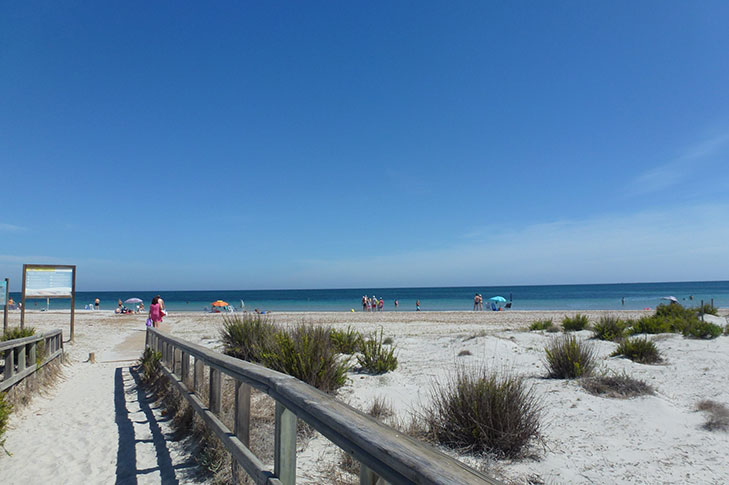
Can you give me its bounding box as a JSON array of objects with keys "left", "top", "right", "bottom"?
[
  {"left": 146, "top": 328, "right": 501, "bottom": 485},
  {"left": 1, "top": 329, "right": 64, "bottom": 393}
]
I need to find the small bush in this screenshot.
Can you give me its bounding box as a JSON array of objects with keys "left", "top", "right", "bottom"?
[
  {"left": 382, "top": 337, "right": 394, "bottom": 345},
  {"left": 329, "top": 326, "right": 362, "bottom": 354},
  {"left": 262, "top": 324, "right": 350, "bottom": 393},
  {"left": 683, "top": 320, "right": 723, "bottom": 339},
  {"left": 627, "top": 315, "right": 679, "bottom": 335},
  {"left": 139, "top": 347, "right": 162, "bottom": 383},
  {"left": 0, "top": 392, "right": 12, "bottom": 451},
  {"left": 592, "top": 315, "right": 626, "bottom": 342},
  {"left": 529, "top": 319, "right": 554, "bottom": 331},
  {"left": 544, "top": 335, "right": 596, "bottom": 378},
  {"left": 424, "top": 367, "right": 541, "bottom": 457},
  {"left": 357, "top": 328, "right": 398, "bottom": 374},
  {"left": 581, "top": 372, "right": 654, "bottom": 398},
  {"left": 611, "top": 337, "right": 662, "bottom": 364},
  {"left": 220, "top": 314, "right": 276, "bottom": 362},
  {"left": 696, "top": 400, "right": 729, "bottom": 431},
  {"left": 457, "top": 349, "right": 472, "bottom": 357},
  {"left": 562, "top": 314, "right": 589, "bottom": 332},
  {"left": 1, "top": 326, "right": 35, "bottom": 341}
]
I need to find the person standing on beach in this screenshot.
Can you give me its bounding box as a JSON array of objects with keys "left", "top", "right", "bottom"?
[
  {"left": 394, "top": 299, "right": 398, "bottom": 309},
  {"left": 416, "top": 300, "right": 421, "bottom": 311},
  {"left": 94, "top": 298, "right": 100, "bottom": 310},
  {"left": 149, "top": 296, "right": 163, "bottom": 329}
]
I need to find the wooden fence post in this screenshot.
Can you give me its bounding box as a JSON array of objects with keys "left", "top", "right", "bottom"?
[
  {"left": 17, "top": 343, "right": 26, "bottom": 373},
  {"left": 209, "top": 367, "right": 222, "bottom": 414},
  {"left": 181, "top": 351, "right": 190, "bottom": 387},
  {"left": 194, "top": 357, "right": 204, "bottom": 393},
  {"left": 29, "top": 342, "right": 37, "bottom": 368},
  {"left": 4, "top": 349, "right": 13, "bottom": 380},
  {"left": 274, "top": 401, "right": 297, "bottom": 484},
  {"left": 232, "top": 380, "right": 252, "bottom": 484}
]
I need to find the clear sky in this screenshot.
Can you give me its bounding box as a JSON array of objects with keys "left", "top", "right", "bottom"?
[{"left": 2, "top": 1, "right": 729, "bottom": 291}]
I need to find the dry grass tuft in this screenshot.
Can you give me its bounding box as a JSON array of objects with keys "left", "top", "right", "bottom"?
[
  {"left": 696, "top": 400, "right": 729, "bottom": 431},
  {"left": 581, "top": 372, "right": 654, "bottom": 399},
  {"left": 458, "top": 349, "right": 472, "bottom": 357}
]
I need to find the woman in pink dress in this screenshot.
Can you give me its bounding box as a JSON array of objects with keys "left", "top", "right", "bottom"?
[{"left": 148, "top": 296, "right": 163, "bottom": 329}]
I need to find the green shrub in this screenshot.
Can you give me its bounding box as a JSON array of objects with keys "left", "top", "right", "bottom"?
[
  {"left": 696, "top": 400, "right": 729, "bottom": 431},
  {"left": 220, "top": 314, "right": 276, "bottom": 362},
  {"left": 139, "top": 347, "right": 163, "bottom": 383},
  {"left": 544, "top": 335, "right": 596, "bottom": 378},
  {"left": 627, "top": 314, "right": 686, "bottom": 335},
  {"left": 262, "top": 323, "right": 350, "bottom": 393},
  {"left": 529, "top": 319, "right": 554, "bottom": 331},
  {"left": 1, "top": 326, "right": 35, "bottom": 341},
  {"left": 683, "top": 320, "right": 723, "bottom": 339},
  {"left": 611, "top": 337, "right": 662, "bottom": 364},
  {"left": 357, "top": 328, "right": 398, "bottom": 374},
  {"left": 562, "top": 314, "right": 589, "bottom": 332},
  {"left": 424, "top": 367, "right": 541, "bottom": 457},
  {"left": 592, "top": 315, "right": 626, "bottom": 342},
  {"left": 0, "top": 392, "right": 12, "bottom": 451},
  {"left": 329, "top": 326, "right": 362, "bottom": 354}
]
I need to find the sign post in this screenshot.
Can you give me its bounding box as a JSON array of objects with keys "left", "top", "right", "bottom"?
[
  {"left": 1, "top": 278, "right": 7, "bottom": 336},
  {"left": 21, "top": 265, "right": 76, "bottom": 341}
]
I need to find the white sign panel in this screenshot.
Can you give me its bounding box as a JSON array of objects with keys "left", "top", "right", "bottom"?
[
  {"left": 25, "top": 268, "right": 73, "bottom": 297},
  {"left": 0, "top": 279, "right": 5, "bottom": 305}
]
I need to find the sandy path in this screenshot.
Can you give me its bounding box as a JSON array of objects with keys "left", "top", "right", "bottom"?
[{"left": 0, "top": 316, "right": 202, "bottom": 484}]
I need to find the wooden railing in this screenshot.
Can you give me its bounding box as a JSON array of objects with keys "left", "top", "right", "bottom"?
[
  {"left": 146, "top": 328, "right": 501, "bottom": 485},
  {"left": 1, "top": 329, "right": 64, "bottom": 393}
]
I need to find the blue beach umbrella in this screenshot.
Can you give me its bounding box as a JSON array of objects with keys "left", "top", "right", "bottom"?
[{"left": 489, "top": 296, "right": 507, "bottom": 302}]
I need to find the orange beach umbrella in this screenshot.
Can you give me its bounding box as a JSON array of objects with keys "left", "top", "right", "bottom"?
[{"left": 212, "top": 300, "right": 229, "bottom": 307}]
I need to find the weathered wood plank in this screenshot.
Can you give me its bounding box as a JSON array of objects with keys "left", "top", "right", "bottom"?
[
  {"left": 274, "top": 402, "right": 297, "bottom": 485},
  {"left": 209, "top": 367, "right": 222, "bottom": 414}
]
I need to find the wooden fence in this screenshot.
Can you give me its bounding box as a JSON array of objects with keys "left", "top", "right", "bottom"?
[
  {"left": 1, "top": 329, "right": 64, "bottom": 393},
  {"left": 146, "top": 328, "right": 501, "bottom": 485}
]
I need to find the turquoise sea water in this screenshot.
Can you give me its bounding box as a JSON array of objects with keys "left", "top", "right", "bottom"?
[{"left": 10, "top": 281, "right": 729, "bottom": 312}]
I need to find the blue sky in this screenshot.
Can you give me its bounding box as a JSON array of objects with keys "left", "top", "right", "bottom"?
[{"left": 2, "top": 1, "right": 729, "bottom": 291}]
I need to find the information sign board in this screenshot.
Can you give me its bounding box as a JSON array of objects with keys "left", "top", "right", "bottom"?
[
  {"left": 0, "top": 279, "right": 5, "bottom": 306},
  {"left": 25, "top": 267, "right": 73, "bottom": 297}
]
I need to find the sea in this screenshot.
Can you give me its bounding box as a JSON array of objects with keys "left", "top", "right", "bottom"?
[{"left": 8, "top": 281, "right": 729, "bottom": 313}]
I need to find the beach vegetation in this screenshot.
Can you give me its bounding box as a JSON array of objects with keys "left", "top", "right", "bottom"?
[
  {"left": 611, "top": 337, "right": 662, "bottom": 364},
  {"left": 368, "top": 395, "right": 395, "bottom": 420},
  {"left": 591, "top": 315, "right": 626, "bottom": 342},
  {"left": 694, "top": 303, "right": 718, "bottom": 316},
  {"left": 220, "top": 314, "right": 277, "bottom": 362},
  {"left": 262, "top": 323, "right": 350, "bottom": 393},
  {"left": 139, "top": 347, "right": 163, "bottom": 383},
  {"left": 0, "top": 392, "right": 11, "bottom": 453},
  {"left": 423, "top": 366, "right": 542, "bottom": 457},
  {"left": 357, "top": 328, "right": 398, "bottom": 374},
  {"left": 529, "top": 319, "right": 554, "bottom": 331},
  {"left": 458, "top": 349, "right": 472, "bottom": 357},
  {"left": 562, "top": 314, "right": 589, "bottom": 332},
  {"left": 581, "top": 371, "right": 654, "bottom": 399},
  {"left": 382, "top": 336, "right": 394, "bottom": 345},
  {"left": 544, "top": 335, "right": 596, "bottom": 379},
  {"left": 696, "top": 400, "right": 729, "bottom": 431},
  {"left": 683, "top": 320, "right": 723, "bottom": 339},
  {"left": 222, "top": 317, "right": 350, "bottom": 392},
  {"left": 1, "top": 326, "right": 35, "bottom": 341},
  {"left": 329, "top": 326, "right": 363, "bottom": 354}
]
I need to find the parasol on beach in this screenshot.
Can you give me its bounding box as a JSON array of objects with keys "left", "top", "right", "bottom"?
[
  {"left": 212, "top": 300, "right": 229, "bottom": 307},
  {"left": 661, "top": 296, "right": 678, "bottom": 303},
  {"left": 489, "top": 296, "right": 507, "bottom": 302},
  {"left": 124, "top": 298, "right": 143, "bottom": 304}
]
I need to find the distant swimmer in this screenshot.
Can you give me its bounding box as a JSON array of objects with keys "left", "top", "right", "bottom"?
[
  {"left": 416, "top": 300, "right": 421, "bottom": 311},
  {"left": 394, "top": 299, "right": 398, "bottom": 309},
  {"left": 621, "top": 297, "right": 625, "bottom": 306}
]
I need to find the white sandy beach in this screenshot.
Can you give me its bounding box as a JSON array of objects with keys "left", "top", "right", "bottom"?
[{"left": 2, "top": 309, "right": 728, "bottom": 484}]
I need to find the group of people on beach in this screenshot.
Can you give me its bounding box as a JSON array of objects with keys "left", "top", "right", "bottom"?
[
  {"left": 362, "top": 295, "right": 385, "bottom": 311},
  {"left": 147, "top": 295, "right": 165, "bottom": 328}
]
